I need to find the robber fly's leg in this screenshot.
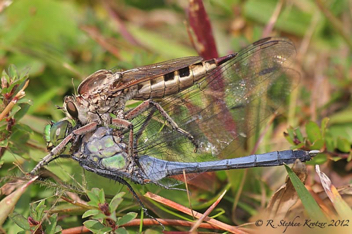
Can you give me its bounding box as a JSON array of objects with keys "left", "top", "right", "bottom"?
[
  {"left": 125, "top": 100, "right": 198, "bottom": 150},
  {"left": 30, "top": 122, "right": 98, "bottom": 175},
  {"left": 111, "top": 118, "right": 134, "bottom": 159}
]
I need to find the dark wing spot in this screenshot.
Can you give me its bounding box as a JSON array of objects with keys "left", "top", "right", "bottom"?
[{"left": 258, "top": 66, "right": 278, "bottom": 76}]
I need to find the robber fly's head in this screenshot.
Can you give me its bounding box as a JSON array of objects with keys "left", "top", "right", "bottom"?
[{"left": 63, "top": 95, "right": 89, "bottom": 124}]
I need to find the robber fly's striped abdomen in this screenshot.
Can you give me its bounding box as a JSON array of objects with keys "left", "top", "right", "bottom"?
[{"left": 134, "top": 54, "right": 236, "bottom": 99}]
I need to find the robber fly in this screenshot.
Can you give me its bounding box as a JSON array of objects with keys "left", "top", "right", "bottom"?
[{"left": 31, "top": 37, "right": 297, "bottom": 175}]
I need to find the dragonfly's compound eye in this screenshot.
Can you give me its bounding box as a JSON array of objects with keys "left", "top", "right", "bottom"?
[
  {"left": 44, "top": 122, "right": 54, "bottom": 146},
  {"left": 46, "top": 120, "right": 72, "bottom": 148},
  {"left": 66, "top": 101, "right": 79, "bottom": 119}
]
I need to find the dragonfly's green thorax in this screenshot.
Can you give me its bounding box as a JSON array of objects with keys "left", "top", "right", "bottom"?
[
  {"left": 72, "top": 126, "right": 148, "bottom": 184},
  {"left": 101, "top": 154, "right": 126, "bottom": 170},
  {"left": 73, "top": 127, "right": 130, "bottom": 171},
  {"left": 85, "top": 133, "right": 127, "bottom": 170}
]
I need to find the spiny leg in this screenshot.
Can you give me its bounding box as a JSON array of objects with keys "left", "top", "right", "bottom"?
[
  {"left": 125, "top": 100, "right": 198, "bottom": 150},
  {"left": 30, "top": 122, "right": 98, "bottom": 175}
]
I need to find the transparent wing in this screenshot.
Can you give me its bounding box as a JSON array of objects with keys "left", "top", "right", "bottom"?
[{"left": 128, "top": 37, "right": 299, "bottom": 183}]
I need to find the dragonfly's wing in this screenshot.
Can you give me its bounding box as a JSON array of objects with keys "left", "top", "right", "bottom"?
[{"left": 130, "top": 37, "right": 299, "bottom": 171}]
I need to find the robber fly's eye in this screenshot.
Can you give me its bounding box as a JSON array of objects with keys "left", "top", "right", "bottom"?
[{"left": 66, "top": 101, "right": 79, "bottom": 119}]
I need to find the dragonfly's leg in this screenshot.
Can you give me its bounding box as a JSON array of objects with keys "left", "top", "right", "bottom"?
[
  {"left": 111, "top": 118, "right": 134, "bottom": 159},
  {"left": 117, "top": 177, "right": 164, "bottom": 228},
  {"left": 46, "top": 154, "right": 72, "bottom": 164},
  {"left": 125, "top": 100, "right": 198, "bottom": 150},
  {"left": 133, "top": 108, "right": 156, "bottom": 149},
  {"left": 30, "top": 122, "right": 98, "bottom": 175},
  {"left": 30, "top": 133, "right": 74, "bottom": 175},
  {"left": 79, "top": 163, "right": 164, "bottom": 228}
]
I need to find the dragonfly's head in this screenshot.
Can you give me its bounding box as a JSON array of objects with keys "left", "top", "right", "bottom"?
[{"left": 44, "top": 119, "right": 73, "bottom": 150}]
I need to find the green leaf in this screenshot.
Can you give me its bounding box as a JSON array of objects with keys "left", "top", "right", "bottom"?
[
  {"left": 109, "top": 192, "right": 125, "bottom": 212},
  {"left": 9, "top": 211, "right": 30, "bottom": 230},
  {"left": 336, "top": 137, "right": 351, "bottom": 153},
  {"left": 331, "top": 157, "right": 342, "bottom": 162},
  {"left": 287, "top": 127, "right": 294, "bottom": 140},
  {"left": 0, "top": 138, "right": 8, "bottom": 147},
  {"left": 54, "top": 226, "right": 62, "bottom": 234},
  {"left": 1, "top": 69, "right": 10, "bottom": 85},
  {"left": 306, "top": 121, "right": 322, "bottom": 143},
  {"left": 82, "top": 209, "right": 100, "bottom": 218},
  {"left": 7, "top": 64, "right": 18, "bottom": 80},
  {"left": 98, "top": 189, "right": 105, "bottom": 204},
  {"left": 91, "top": 188, "right": 101, "bottom": 197},
  {"left": 87, "top": 189, "right": 100, "bottom": 206},
  {"left": 34, "top": 200, "right": 46, "bottom": 221},
  {"left": 306, "top": 153, "right": 328, "bottom": 165},
  {"left": 284, "top": 165, "right": 327, "bottom": 221},
  {"left": 84, "top": 220, "right": 112, "bottom": 233},
  {"left": 117, "top": 212, "right": 137, "bottom": 226},
  {"left": 296, "top": 128, "right": 304, "bottom": 142},
  {"left": 91, "top": 213, "right": 106, "bottom": 220},
  {"left": 45, "top": 213, "right": 60, "bottom": 234},
  {"left": 84, "top": 220, "right": 106, "bottom": 231},
  {"left": 321, "top": 117, "right": 329, "bottom": 139},
  {"left": 14, "top": 103, "right": 31, "bottom": 121},
  {"left": 325, "top": 134, "right": 335, "bottom": 152},
  {"left": 9, "top": 105, "right": 21, "bottom": 117},
  {"left": 116, "top": 227, "right": 128, "bottom": 234},
  {"left": 311, "top": 138, "right": 324, "bottom": 150}
]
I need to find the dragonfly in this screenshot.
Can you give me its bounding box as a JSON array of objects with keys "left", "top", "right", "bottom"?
[
  {"left": 44, "top": 121, "right": 318, "bottom": 185},
  {"left": 31, "top": 37, "right": 316, "bottom": 186},
  {"left": 42, "top": 119, "right": 318, "bottom": 217}
]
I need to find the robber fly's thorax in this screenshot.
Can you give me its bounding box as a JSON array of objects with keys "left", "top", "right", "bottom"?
[{"left": 62, "top": 69, "right": 140, "bottom": 125}]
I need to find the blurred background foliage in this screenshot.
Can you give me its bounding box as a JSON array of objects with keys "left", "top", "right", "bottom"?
[{"left": 0, "top": 0, "right": 352, "bottom": 233}]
